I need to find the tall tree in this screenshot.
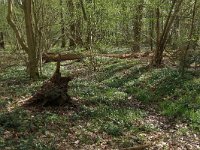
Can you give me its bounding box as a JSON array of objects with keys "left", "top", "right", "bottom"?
[
  {"left": 152, "top": 0, "right": 184, "bottom": 67},
  {"left": 7, "top": 0, "right": 39, "bottom": 79},
  {"left": 67, "top": 0, "right": 76, "bottom": 48},
  {"left": 132, "top": 0, "right": 145, "bottom": 52},
  {"left": 148, "top": 8, "right": 155, "bottom": 52},
  {"left": 179, "top": 0, "right": 198, "bottom": 75},
  {"left": 60, "top": 0, "right": 66, "bottom": 48}
]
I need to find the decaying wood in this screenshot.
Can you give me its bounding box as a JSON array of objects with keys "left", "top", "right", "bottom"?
[
  {"left": 25, "top": 60, "right": 73, "bottom": 107},
  {"left": 42, "top": 52, "right": 151, "bottom": 63},
  {"left": 42, "top": 53, "right": 84, "bottom": 63},
  {"left": 101, "top": 53, "right": 135, "bottom": 59},
  {"left": 122, "top": 143, "right": 152, "bottom": 150},
  {"left": 101, "top": 52, "right": 151, "bottom": 59}
]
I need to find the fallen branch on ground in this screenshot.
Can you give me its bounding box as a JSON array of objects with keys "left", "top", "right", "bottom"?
[
  {"left": 42, "top": 52, "right": 151, "bottom": 63},
  {"left": 42, "top": 53, "right": 84, "bottom": 63},
  {"left": 122, "top": 143, "right": 152, "bottom": 150}
]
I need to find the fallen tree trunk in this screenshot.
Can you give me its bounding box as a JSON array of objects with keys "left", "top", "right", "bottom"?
[
  {"left": 25, "top": 61, "right": 73, "bottom": 107},
  {"left": 100, "top": 53, "right": 148, "bottom": 59},
  {"left": 42, "top": 53, "right": 84, "bottom": 63},
  {"left": 101, "top": 53, "right": 135, "bottom": 59},
  {"left": 42, "top": 52, "right": 152, "bottom": 64}
]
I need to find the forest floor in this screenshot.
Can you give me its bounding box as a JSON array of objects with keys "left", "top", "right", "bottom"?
[{"left": 0, "top": 48, "right": 200, "bottom": 150}]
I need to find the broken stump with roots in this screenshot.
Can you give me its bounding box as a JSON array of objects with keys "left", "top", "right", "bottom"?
[{"left": 26, "top": 60, "right": 73, "bottom": 107}]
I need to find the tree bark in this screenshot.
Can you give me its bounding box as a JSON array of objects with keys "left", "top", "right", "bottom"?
[
  {"left": 0, "top": 32, "right": 5, "bottom": 49},
  {"left": 79, "top": 0, "right": 92, "bottom": 50},
  {"left": 132, "top": 0, "right": 144, "bottom": 52},
  {"left": 42, "top": 53, "right": 83, "bottom": 63},
  {"left": 179, "top": 0, "right": 197, "bottom": 75},
  {"left": 60, "top": 0, "right": 66, "bottom": 48},
  {"left": 7, "top": 0, "right": 39, "bottom": 79},
  {"left": 23, "top": 0, "right": 39, "bottom": 79},
  {"left": 152, "top": 7, "right": 162, "bottom": 66},
  {"left": 152, "top": 0, "right": 183, "bottom": 67},
  {"left": 149, "top": 10, "right": 154, "bottom": 52},
  {"left": 7, "top": 0, "right": 29, "bottom": 52},
  {"left": 67, "top": 0, "right": 76, "bottom": 48}
]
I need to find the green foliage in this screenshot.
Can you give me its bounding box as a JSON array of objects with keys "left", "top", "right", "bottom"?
[
  {"left": 77, "top": 106, "right": 143, "bottom": 137},
  {"left": 135, "top": 89, "right": 153, "bottom": 103},
  {"left": 121, "top": 66, "right": 200, "bottom": 131},
  {"left": 0, "top": 47, "right": 199, "bottom": 149},
  {"left": 0, "top": 109, "right": 25, "bottom": 130},
  {"left": 101, "top": 122, "right": 124, "bottom": 136},
  {"left": 0, "top": 107, "right": 68, "bottom": 149},
  {"left": 0, "top": 66, "right": 44, "bottom": 97}
]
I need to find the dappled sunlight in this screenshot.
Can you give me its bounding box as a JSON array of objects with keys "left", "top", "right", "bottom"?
[{"left": 1, "top": 0, "right": 200, "bottom": 148}]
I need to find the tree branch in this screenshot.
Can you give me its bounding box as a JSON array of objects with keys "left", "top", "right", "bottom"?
[{"left": 7, "top": 0, "right": 29, "bottom": 53}]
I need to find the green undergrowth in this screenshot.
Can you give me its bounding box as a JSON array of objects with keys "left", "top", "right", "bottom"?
[
  {"left": 0, "top": 59, "right": 147, "bottom": 149},
  {"left": 123, "top": 68, "right": 200, "bottom": 130},
  {"left": 94, "top": 58, "right": 199, "bottom": 131},
  {"left": 98, "top": 60, "right": 200, "bottom": 130},
  {"left": 0, "top": 63, "right": 71, "bottom": 97},
  {"left": 0, "top": 108, "right": 68, "bottom": 149},
  {"left": 0, "top": 55, "right": 199, "bottom": 149}
]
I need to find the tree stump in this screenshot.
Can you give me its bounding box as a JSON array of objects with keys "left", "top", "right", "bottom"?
[{"left": 25, "top": 61, "right": 73, "bottom": 107}]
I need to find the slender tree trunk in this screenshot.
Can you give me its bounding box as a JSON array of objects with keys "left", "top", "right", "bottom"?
[
  {"left": 60, "top": 0, "right": 66, "bottom": 48},
  {"left": 152, "top": 7, "right": 162, "bottom": 66},
  {"left": 75, "top": 2, "right": 83, "bottom": 46},
  {"left": 132, "top": 0, "right": 144, "bottom": 52},
  {"left": 79, "top": 0, "right": 92, "bottom": 50},
  {"left": 179, "top": 0, "right": 197, "bottom": 75},
  {"left": 121, "top": 3, "right": 127, "bottom": 44},
  {"left": 149, "top": 10, "right": 154, "bottom": 52},
  {"left": 152, "top": 0, "right": 183, "bottom": 67},
  {"left": 86, "top": 15, "right": 92, "bottom": 50},
  {"left": 23, "top": 0, "right": 39, "bottom": 79},
  {"left": 79, "top": 0, "right": 90, "bottom": 49},
  {"left": 68, "top": 0, "right": 76, "bottom": 48},
  {"left": 7, "top": 0, "right": 39, "bottom": 79},
  {"left": 0, "top": 32, "right": 5, "bottom": 49}
]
